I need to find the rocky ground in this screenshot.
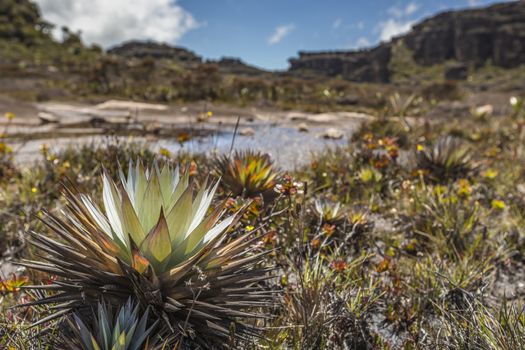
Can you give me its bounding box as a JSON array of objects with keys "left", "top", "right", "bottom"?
[
  {"left": 0, "top": 94, "right": 377, "bottom": 167},
  {"left": 0, "top": 88, "right": 518, "bottom": 170}
]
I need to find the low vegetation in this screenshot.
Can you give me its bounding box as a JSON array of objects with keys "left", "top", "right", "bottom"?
[{"left": 0, "top": 93, "right": 524, "bottom": 349}]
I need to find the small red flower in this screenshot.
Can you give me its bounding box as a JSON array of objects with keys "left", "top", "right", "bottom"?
[{"left": 330, "top": 259, "right": 348, "bottom": 272}]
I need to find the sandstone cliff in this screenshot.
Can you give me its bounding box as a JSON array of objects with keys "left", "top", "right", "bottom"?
[
  {"left": 404, "top": 1, "right": 525, "bottom": 67},
  {"left": 288, "top": 1, "right": 525, "bottom": 82},
  {"left": 288, "top": 45, "right": 391, "bottom": 82}
]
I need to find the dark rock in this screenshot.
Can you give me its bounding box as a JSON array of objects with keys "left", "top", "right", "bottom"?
[
  {"left": 444, "top": 63, "right": 468, "bottom": 81},
  {"left": 207, "top": 57, "right": 266, "bottom": 76},
  {"left": 403, "top": 1, "right": 525, "bottom": 68},
  {"left": 287, "top": 1, "right": 525, "bottom": 83},
  {"left": 336, "top": 94, "right": 359, "bottom": 105},
  {"left": 108, "top": 40, "right": 202, "bottom": 64},
  {"left": 288, "top": 45, "right": 392, "bottom": 83}
]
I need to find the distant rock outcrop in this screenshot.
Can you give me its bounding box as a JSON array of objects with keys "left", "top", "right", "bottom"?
[
  {"left": 288, "top": 1, "right": 525, "bottom": 82},
  {"left": 208, "top": 57, "right": 266, "bottom": 76},
  {"left": 108, "top": 40, "right": 202, "bottom": 64},
  {"left": 403, "top": 1, "right": 525, "bottom": 68},
  {"left": 289, "top": 45, "right": 392, "bottom": 83}
]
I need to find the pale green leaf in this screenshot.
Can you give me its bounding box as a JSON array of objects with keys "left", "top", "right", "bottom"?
[{"left": 141, "top": 210, "right": 172, "bottom": 265}]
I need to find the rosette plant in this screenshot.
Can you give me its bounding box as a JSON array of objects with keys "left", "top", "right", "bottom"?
[
  {"left": 63, "top": 299, "right": 159, "bottom": 350},
  {"left": 213, "top": 150, "right": 279, "bottom": 199},
  {"left": 312, "top": 199, "right": 345, "bottom": 225},
  {"left": 19, "top": 160, "right": 274, "bottom": 347},
  {"left": 416, "top": 137, "right": 476, "bottom": 182}
]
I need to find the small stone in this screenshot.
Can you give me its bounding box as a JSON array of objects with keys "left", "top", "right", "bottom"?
[
  {"left": 473, "top": 104, "right": 493, "bottom": 118},
  {"left": 239, "top": 127, "right": 255, "bottom": 136},
  {"left": 38, "top": 112, "right": 59, "bottom": 124},
  {"left": 321, "top": 127, "right": 344, "bottom": 139},
  {"left": 297, "top": 123, "right": 309, "bottom": 132},
  {"left": 145, "top": 122, "right": 161, "bottom": 134}
]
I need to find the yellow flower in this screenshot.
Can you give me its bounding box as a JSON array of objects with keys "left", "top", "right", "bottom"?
[
  {"left": 280, "top": 274, "right": 288, "bottom": 286},
  {"left": 350, "top": 213, "right": 366, "bottom": 225},
  {"left": 359, "top": 167, "right": 381, "bottom": 183},
  {"left": 488, "top": 147, "right": 502, "bottom": 157},
  {"left": 416, "top": 144, "right": 425, "bottom": 152},
  {"left": 0, "top": 142, "right": 10, "bottom": 154},
  {"left": 39, "top": 143, "right": 49, "bottom": 155},
  {"left": 207, "top": 111, "right": 213, "bottom": 118},
  {"left": 31, "top": 187, "right": 38, "bottom": 193},
  {"left": 470, "top": 132, "right": 481, "bottom": 141},
  {"left": 433, "top": 185, "right": 447, "bottom": 196},
  {"left": 491, "top": 199, "right": 505, "bottom": 210},
  {"left": 4, "top": 112, "right": 15, "bottom": 121},
  {"left": 159, "top": 147, "right": 171, "bottom": 157},
  {"left": 245, "top": 225, "right": 255, "bottom": 232},
  {"left": 177, "top": 132, "right": 191, "bottom": 144},
  {"left": 482, "top": 169, "right": 498, "bottom": 180},
  {"left": 46, "top": 154, "right": 57, "bottom": 162},
  {"left": 456, "top": 179, "right": 472, "bottom": 198}
]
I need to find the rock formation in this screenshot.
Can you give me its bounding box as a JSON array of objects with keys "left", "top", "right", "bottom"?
[
  {"left": 289, "top": 45, "right": 391, "bottom": 83},
  {"left": 403, "top": 1, "right": 525, "bottom": 68},
  {"left": 108, "top": 40, "right": 202, "bottom": 64},
  {"left": 288, "top": 1, "right": 525, "bottom": 82},
  {"left": 207, "top": 57, "right": 266, "bottom": 76}
]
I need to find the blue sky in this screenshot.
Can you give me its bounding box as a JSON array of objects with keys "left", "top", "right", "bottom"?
[{"left": 36, "top": 0, "right": 510, "bottom": 70}]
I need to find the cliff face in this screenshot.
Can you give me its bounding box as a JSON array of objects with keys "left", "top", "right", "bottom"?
[
  {"left": 404, "top": 1, "right": 525, "bottom": 68},
  {"left": 288, "top": 1, "right": 525, "bottom": 82},
  {"left": 288, "top": 45, "right": 391, "bottom": 83}
]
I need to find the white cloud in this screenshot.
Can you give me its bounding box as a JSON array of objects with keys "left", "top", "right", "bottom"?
[
  {"left": 405, "top": 2, "right": 419, "bottom": 16},
  {"left": 267, "top": 24, "right": 295, "bottom": 45},
  {"left": 388, "top": 2, "right": 419, "bottom": 18},
  {"left": 34, "top": 0, "right": 199, "bottom": 47},
  {"left": 388, "top": 5, "right": 403, "bottom": 18},
  {"left": 332, "top": 18, "right": 342, "bottom": 29},
  {"left": 357, "top": 21, "right": 365, "bottom": 30},
  {"left": 378, "top": 19, "right": 415, "bottom": 41},
  {"left": 379, "top": 1, "right": 418, "bottom": 42},
  {"left": 467, "top": 0, "right": 480, "bottom": 6},
  {"left": 355, "top": 37, "right": 370, "bottom": 48}
]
